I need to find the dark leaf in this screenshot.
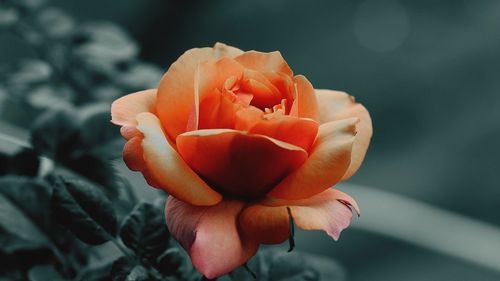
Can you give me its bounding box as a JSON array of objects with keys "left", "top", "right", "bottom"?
[
  {"left": 76, "top": 103, "right": 122, "bottom": 159},
  {"left": 155, "top": 248, "right": 184, "bottom": 276},
  {"left": 28, "top": 265, "right": 65, "bottom": 281},
  {"left": 229, "top": 248, "right": 345, "bottom": 281},
  {"left": 110, "top": 256, "right": 150, "bottom": 281},
  {"left": 30, "top": 107, "right": 79, "bottom": 159},
  {"left": 76, "top": 259, "right": 114, "bottom": 281},
  {"left": 51, "top": 177, "right": 117, "bottom": 245},
  {"left": 120, "top": 202, "right": 169, "bottom": 259},
  {"left": 0, "top": 148, "right": 40, "bottom": 177},
  {"left": 0, "top": 176, "right": 52, "bottom": 254}
]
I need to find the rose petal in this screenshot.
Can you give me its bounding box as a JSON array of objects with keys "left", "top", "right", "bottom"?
[
  {"left": 235, "top": 50, "right": 293, "bottom": 77},
  {"left": 267, "top": 118, "right": 357, "bottom": 200},
  {"left": 132, "top": 112, "right": 222, "bottom": 206},
  {"left": 111, "top": 89, "right": 156, "bottom": 127},
  {"left": 239, "top": 188, "right": 359, "bottom": 244},
  {"left": 239, "top": 69, "right": 283, "bottom": 110},
  {"left": 176, "top": 129, "right": 308, "bottom": 198},
  {"left": 290, "top": 75, "right": 320, "bottom": 122},
  {"left": 156, "top": 44, "right": 243, "bottom": 141},
  {"left": 166, "top": 197, "right": 259, "bottom": 279},
  {"left": 248, "top": 115, "right": 319, "bottom": 152},
  {"left": 213, "top": 42, "right": 244, "bottom": 58},
  {"left": 316, "top": 89, "right": 372, "bottom": 179},
  {"left": 188, "top": 57, "right": 245, "bottom": 131}
]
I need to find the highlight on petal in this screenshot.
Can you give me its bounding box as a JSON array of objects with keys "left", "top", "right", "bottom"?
[
  {"left": 134, "top": 112, "right": 222, "bottom": 206},
  {"left": 111, "top": 89, "right": 157, "bottom": 127},
  {"left": 156, "top": 44, "right": 243, "bottom": 141},
  {"left": 267, "top": 118, "right": 357, "bottom": 200},
  {"left": 213, "top": 42, "right": 244, "bottom": 58},
  {"left": 316, "top": 89, "right": 373, "bottom": 180},
  {"left": 166, "top": 197, "right": 259, "bottom": 279},
  {"left": 176, "top": 129, "right": 308, "bottom": 198},
  {"left": 239, "top": 188, "right": 359, "bottom": 244},
  {"left": 290, "top": 75, "right": 320, "bottom": 122},
  {"left": 235, "top": 50, "right": 293, "bottom": 77}
]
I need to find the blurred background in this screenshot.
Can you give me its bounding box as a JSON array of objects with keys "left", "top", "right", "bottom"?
[{"left": 1, "top": 0, "right": 499, "bottom": 280}]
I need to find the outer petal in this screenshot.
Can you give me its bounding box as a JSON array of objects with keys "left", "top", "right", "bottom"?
[
  {"left": 316, "top": 89, "right": 373, "bottom": 179},
  {"left": 166, "top": 197, "right": 259, "bottom": 279},
  {"left": 131, "top": 112, "right": 221, "bottom": 206},
  {"left": 235, "top": 50, "right": 293, "bottom": 77},
  {"left": 111, "top": 89, "right": 156, "bottom": 127},
  {"left": 156, "top": 44, "right": 243, "bottom": 141},
  {"left": 290, "top": 75, "right": 320, "bottom": 122},
  {"left": 267, "top": 118, "right": 357, "bottom": 200},
  {"left": 176, "top": 129, "right": 308, "bottom": 198},
  {"left": 239, "top": 188, "right": 359, "bottom": 244}
]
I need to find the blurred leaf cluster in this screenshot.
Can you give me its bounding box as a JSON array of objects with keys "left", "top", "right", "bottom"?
[
  {"left": 0, "top": 0, "right": 346, "bottom": 280},
  {"left": 0, "top": 0, "right": 163, "bottom": 128}
]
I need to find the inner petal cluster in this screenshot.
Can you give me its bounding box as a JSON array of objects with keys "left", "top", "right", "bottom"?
[{"left": 175, "top": 56, "right": 320, "bottom": 199}]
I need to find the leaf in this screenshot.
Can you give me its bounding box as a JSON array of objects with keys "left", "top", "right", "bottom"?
[
  {"left": 28, "top": 265, "right": 65, "bottom": 281},
  {"left": 35, "top": 8, "right": 75, "bottom": 39},
  {"left": 110, "top": 257, "right": 150, "bottom": 281},
  {"left": 0, "top": 176, "right": 52, "bottom": 254},
  {"left": 51, "top": 177, "right": 117, "bottom": 245},
  {"left": 30, "top": 107, "right": 79, "bottom": 159},
  {"left": 155, "top": 248, "right": 185, "bottom": 276},
  {"left": 120, "top": 202, "right": 169, "bottom": 259},
  {"left": 229, "top": 248, "right": 345, "bottom": 281},
  {"left": 0, "top": 148, "right": 40, "bottom": 177},
  {"left": 76, "top": 103, "right": 122, "bottom": 159}
]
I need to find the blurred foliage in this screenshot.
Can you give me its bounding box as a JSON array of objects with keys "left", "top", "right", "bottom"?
[{"left": 0, "top": 0, "right": 346, "bottom": 280}]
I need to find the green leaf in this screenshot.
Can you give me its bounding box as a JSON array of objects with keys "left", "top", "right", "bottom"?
[
  {"left": 110, "top": 257, "right": 150, "bottom": 281},
  {"left": 28, "top": 265, "right": 65, "bottom": 281},
  {"left": 119, "top": 202, "right": 169, "bottom": 259},
  {"left": 229, "top": 248, "right": 345, "bottom": 281},
  {"left": 51, "top": 177, "right": 117, "bottom": 245},
  {"left": 0, "top": 176, "right": 52, "bottom": 254},
  {"left": 0, "top": 148, "right": 40, "bottom": 177},
  {"left": 30, "top": 107, "right": 79, "bottom": 159},
  {"left": 76, "top": 103, "right": 122, "bottom": 160},
  {"left": 155, "top": 248, "right": 185, "bottom": 276}
]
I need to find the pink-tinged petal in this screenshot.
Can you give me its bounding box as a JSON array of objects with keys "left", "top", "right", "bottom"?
[
  {"left": 166, "top": 197, "right": 259, "bottom": 279},
  {"left": 156, "top": 44, "right": 243, "bottom": 141},
  {"left": 133, "top": 112, "right": 222, "bottom": 206},
  {"left": 111, "top": 89, "right": 156, "bottom": 127},
  {"left": 122, "top": 135, "right": 145, "bottom": 171},
  {"left": 267, "top": 118, "right": 357, "bottom": 200},
  {"left": 235, "top": 50, "right": 293, "bottom": 77},
  {"left": 176, "top": 129, "right": 308, "bottom": 198},
  {"left": 290, "top": 75, "right": 320, "bottom": 122},
  {"left": 119, "top": 126, "right": 140, "bottom": 140},
  {"left": 316, "top": 89, "right": 372, "bottom": 180},
  {"left": 239, "top": 189, "right": 359, "bottom": 244},
  {"left": 248, "top": 115, "right": 319, "bottom": 152}
]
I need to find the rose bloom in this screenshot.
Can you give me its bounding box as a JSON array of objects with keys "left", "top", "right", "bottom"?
[{"left": 111, "top": 43, "right": 372, "bottom": 278}]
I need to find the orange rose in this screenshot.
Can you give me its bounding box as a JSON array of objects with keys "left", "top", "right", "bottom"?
[{"left": 111, "top": 43, "right": 372, "bottom": 278}]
